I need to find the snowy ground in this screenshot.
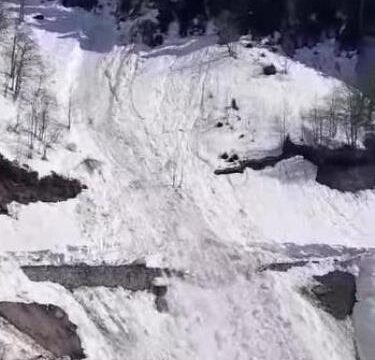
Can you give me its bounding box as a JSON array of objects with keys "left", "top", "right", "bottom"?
[{"left": 0, "top": 1, "right": 373, "bottom": 359}]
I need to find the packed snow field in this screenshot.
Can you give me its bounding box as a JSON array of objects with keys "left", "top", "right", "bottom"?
[{"left": 0, "top": 1, "right": 374, "bottom": 360}]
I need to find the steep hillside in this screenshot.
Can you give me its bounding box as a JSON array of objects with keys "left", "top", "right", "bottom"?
[{"left": 0, "top": 1, "right": 374, "bottom": 360}]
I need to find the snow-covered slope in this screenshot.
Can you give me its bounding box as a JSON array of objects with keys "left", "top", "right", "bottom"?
[
  {"left": 3, "top": 1, "right": 372, "bottom": 260},
  {"left": 0, "top": 1, "right": 373, "bottom": 360}
]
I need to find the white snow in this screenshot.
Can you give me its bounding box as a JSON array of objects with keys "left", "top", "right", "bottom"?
[
  {"left": 0, "top": 252, "right": 358, "bottom": 360},
  {"left": 0, "top": 1, "right": 372, "bottom": 359}
]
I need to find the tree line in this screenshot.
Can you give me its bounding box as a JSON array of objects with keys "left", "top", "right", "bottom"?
[
  {"left": 0, "top": 1, "right": 73, "bottom": 160},
  {"left": 303, "top": 79, "right": 375, "bottom": 148}
]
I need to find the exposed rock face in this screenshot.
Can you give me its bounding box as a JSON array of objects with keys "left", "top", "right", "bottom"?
[
  {"left": 33, "top": 14, "right": 44, "bottom": 20},
  {"left": 312, "top": 270, "right": 357, "bottom": 320},
  {"left": 0, "top": 302, "right": 85, "bottom": 359},
  {"left": 0, "top": 154, "right": 86, "bottom": 215},
  {"left": 22, "top": 264, "right": 168, "bottom": 291},
  {"left": 215, "top": 137, "right": 375, "bottom": 192},
  {"left": 22, "top": 264, "right": 176, "bottom": 312},
  {"left": 259, "top": 260, "right": 309, "bottom": 272},
  {"left": 263, "top": 64, "right": 277, "bottom": 75}
]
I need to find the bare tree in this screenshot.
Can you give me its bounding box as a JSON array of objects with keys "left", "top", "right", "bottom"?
[
  {"left": 12, "top": 58, "right": 62, "bottom": 160},
  {"left": 215, "top": 10, "right": 239, "bottom": 59},
  {"left": 0, "top": 12, "right": 63, "bottom": 161},
  {"left": 361, "top": 66, "right": 375, "bottom": 124},
  {"left": 6, "top": 32, "right": 18, "bottom": 96},
  {"left": 0, "top": 4, "right": 8, "bottom": 33},
  {"left": 14, "top": 35, "right": 39, "bottom": 100},
  {"left": 26, "top": 74, "right": 44, "bottom": 157},
  {"left": 0, "top": 1, "right": 29, "bottom": 96},
  {"left": 277, "top": 56, "right": 292, "bottom": 74},
  {"left": 303, "top": 90, "right": 341, "bottom": 144},
  {"left": 39, "top": 92, "right": 59, "bottom": 160},
  {"left": 4, "top": 31, "right": 40, "bottom": 100},
  {"left": 303, "top": 85, "right": 374, "bottom": 148},
  {"left": 276, "top": 99, "right": 291, "bottom": 142},
  {"left": 303, "top": 98, "right": 327, "bottom": 145},
  {"left": 67, "top": 86, "right": 74, "bottom": 130},
  {"left": 18, "top": 0, "right": 26, "bottom": 24},
  {"left": 282, "top": 99, "right": 291, "bottom": 140},
  {"left": 24, "top": 77, "right": 60, "bottom": 159},
  {"left": 325, "top": 90, "right": 341, "bottom": 139},
  {"left": 336, "top": 86, "right": 370, "bottom": 147}
]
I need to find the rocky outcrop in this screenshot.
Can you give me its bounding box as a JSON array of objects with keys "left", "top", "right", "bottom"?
[
  {"left": 22, "top": 264, "right": 169, "bottom": 291},
  {"left": 22, "top": 264, "right": 179, "bottom": 312},
  {"left": 259, "top": 260, "right": 309, "bottom": 272},
  {"left": 0, "top": 302, "right": 85, "bottom": 359},
  {"left": 312, "top": 271, "right": 357, "bottom": 320},
  {"left": 263, "top": 64, "right": 277, "bottom": 75},
  {"left": 0, "top": 153, "right": 86, "bottom": 214},
  {"left": 215, "top": 137, "right": 375, "bottom": 192}
]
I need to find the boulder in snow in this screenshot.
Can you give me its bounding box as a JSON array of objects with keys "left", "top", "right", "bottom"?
[
  {"left": 263, "top": 64, "right": 277, "bottom": 76},
  {"left": 312, "top": 270, "right": 356, "bottom": 320},
  {"left": 33, "top": 14, "right": 44, "bottom": 20}
]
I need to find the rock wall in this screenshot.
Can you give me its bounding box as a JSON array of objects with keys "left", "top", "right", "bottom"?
[
  {"left": 0, "top": 302, "right": 85, "bottom": 359},
  {"left": 22, "top": 264, "right": 167, "bottom": 291}
]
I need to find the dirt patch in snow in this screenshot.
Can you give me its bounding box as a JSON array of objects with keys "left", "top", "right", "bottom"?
[
  {"left": 0, "top": 153, "right": 86, "bottom": 214},
  {"left": 0, "top": 302, "right": 85, "bottom": 359}
]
